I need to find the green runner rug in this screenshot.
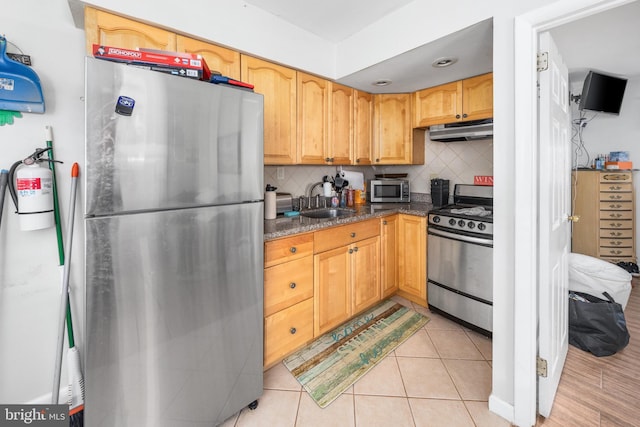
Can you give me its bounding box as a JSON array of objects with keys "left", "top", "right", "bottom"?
[{"left": 283, "top": 299, "right": 430, "bottom": 408}]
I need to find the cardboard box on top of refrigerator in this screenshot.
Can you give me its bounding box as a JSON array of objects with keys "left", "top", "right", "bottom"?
[{"left": 92, "top": 44, "right": 211, "bottom": 81}]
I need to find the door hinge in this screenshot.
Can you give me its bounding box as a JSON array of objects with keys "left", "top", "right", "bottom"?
[
  {"left": 537, "top": 357, "right": 548, "bottom": 377},
  {"left": 537, "top": 52, "right": 548, "bottom": 72}
]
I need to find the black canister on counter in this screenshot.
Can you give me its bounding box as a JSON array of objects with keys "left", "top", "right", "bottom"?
[{"left": 430, "top": 178, "right": 450, "bottom": 208}]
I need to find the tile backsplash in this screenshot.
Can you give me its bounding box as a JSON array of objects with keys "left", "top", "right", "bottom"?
[{"left": 264, "top": 137, "right": 493, "bottom": 201}]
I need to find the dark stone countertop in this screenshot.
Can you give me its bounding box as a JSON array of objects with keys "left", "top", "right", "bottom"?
[{"left": 264, "top": 202, "right": 432, "bottom": 241}]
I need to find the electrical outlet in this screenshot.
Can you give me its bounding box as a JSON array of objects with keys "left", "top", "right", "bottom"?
[{"left": 276, "top": 167, "right": 285, "bottom": 180}]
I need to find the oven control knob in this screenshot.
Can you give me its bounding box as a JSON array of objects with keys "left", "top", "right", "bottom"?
[
  {"left": 458, "top": 220, "right": 466, "bottom": 227},
  {"left": 432, "top": 216, "right": 441, "bottom": 223},
  {"left": 467, "top": 221, "right": 475, "bottom": 229},
  {"left": 478, "top": 223, "right": 486, "bottom": 231},
  {"left": 449, "top": 218, "right": 457, "bottom": 226}
]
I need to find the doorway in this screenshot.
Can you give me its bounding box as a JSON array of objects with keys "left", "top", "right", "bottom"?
[{"left": 512, "top": 0, "right": 636, "bottom": 425}]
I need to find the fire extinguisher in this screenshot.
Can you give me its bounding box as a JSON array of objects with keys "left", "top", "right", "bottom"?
[{"left": 8, "top": 147, "right": 60, "bottom": 231}]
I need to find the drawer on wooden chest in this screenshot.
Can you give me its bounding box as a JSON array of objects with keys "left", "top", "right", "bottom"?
[
  {"left": 264, "top": 256, "right": 313, "bottom": 316},
  {"left": 264, "top": 298, "right": 313, "bottom": 367},
  {"left": 599, "top": 219, "right": 633, "bottom": 230},
  {"left": 599, "top": 247, "right": 635, "bottom": 258},
  {"left": 599, "top": 228, "right": 634, "bottom": 239},
  {"left": 264, "top": 233, "right": 314, "bottom": 268}
]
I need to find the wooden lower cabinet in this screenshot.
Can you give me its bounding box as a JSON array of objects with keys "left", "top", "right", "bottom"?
[
  {"left": 313, "top": 220, "right": 381, "bottom": 336},
  {"left": 397, "top": 214, "right": 427, "bottom": 305},
  {"left": 263, "top": 233, "right": 314, "bottom": 368},
  {"left": 380, "top": 215, "right": 399, "bottom": 298},
  {"left": 264, "top": 298, "right": 313, "bottom": 368}
]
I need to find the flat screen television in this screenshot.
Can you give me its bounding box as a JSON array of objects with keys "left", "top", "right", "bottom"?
[{"left": 579, "top": 70, "right": 627, "bottom": 115}]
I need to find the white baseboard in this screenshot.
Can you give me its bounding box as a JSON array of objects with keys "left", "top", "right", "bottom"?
[{"left": 489, "top": 394, "right": 515, "bottom": 425}]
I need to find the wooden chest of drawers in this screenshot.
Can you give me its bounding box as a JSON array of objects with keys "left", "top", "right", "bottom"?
[{"left": 572, "top": 171, "right": 636, "bottom": 263}]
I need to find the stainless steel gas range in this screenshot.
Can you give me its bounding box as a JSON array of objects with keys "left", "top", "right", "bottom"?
[{"left": 427, "top": 184, "right": 493, "bottom": 336}]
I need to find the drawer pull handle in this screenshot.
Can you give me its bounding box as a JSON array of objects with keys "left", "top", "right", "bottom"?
[
  {"left": 350, "top": 232, "right": 356, "bottom": 238},
  {"left": 610, "top": 232, "right": 622, "bottom": 237},
  {"left": 609, "top": 213, "right": 622, "bottom": 218},
  {"left": 290, "top": 282, "right": 296, "bottom": 289},
  {"left": 290, "top": 327, "right": 297, "bottom": 335},
  {"left": 609, "top": 223, "right": 623, "bottom": 228},
  {"left": 609, "top": 195, "right": 623, "bottom": 200},
  {"left": 290, "top": 247, "right": 297, "bottom": 253},
  {"left": 608, "top": 204, "right": 622, "bottom": 208},
  {"left": 610, "top": 241, "right": 622, "bottom": 246}
]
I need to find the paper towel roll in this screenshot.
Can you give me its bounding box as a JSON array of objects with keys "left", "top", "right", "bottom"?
[
  {"left": 265, "top": 191, "right": 276, "bottom": 219},
  {"left": 323, "top": 182, "right": 332, "bottom": 197},
  {"left": 341, "top": 170, "right": 365, "bottom": 190}
]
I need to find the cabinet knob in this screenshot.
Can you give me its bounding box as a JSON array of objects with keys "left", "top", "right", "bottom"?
[
  {"left": 349, "top": 248, "right": 354, "bottom": 254},
  {"left": 290, "top": 282, "right": 296, "bottom": 289},
  {"left": 375, "top": 158, "right": 380, "bottom": 162},
  {"left": 356, "top": 159, "right": 360, "bottom": 163},
  {"left": 455, "top": 114, "right": 461, "bottom": 119},
  {"left": 290, "top": 247, "right": 297, "bottom": 253},
  {"left": 290, "top": 327, "right": 297, "bottom": 334},
  {"left": 353, "top": 246, "right": 359, "bottom": 252},
  {"left": 325, "top": 157, "right": 331, "bottom": 162},
  {"left": 383, "top": 220, "right": 387, "bottom": 225},
  {"left": 350, "top": 232, "right": 356, "bottom": 238}
]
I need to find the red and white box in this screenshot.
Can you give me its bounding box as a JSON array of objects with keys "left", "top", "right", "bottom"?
[
  {"left": 474, "top": 175, "right": 494, "bottom": 186},
  {"left": 92, "top": 44, "right": 211, "bottom": 81}
]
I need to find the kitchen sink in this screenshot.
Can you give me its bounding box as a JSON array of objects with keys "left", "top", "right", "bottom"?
[{"left": 300, "top": 208, "right": 356, "bottom": 219}]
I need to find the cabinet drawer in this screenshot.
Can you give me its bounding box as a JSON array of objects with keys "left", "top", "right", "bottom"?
[
  {"left": 599, "top": 219, "right": 633, "bottom": 230},
  {"left": 599, "top": 192, "right": 633, "bottom": 202},
  {"left": 599, "top": 182, "right": 633, "bottom": 192},
  {"left": 599, "top": 247, "right": 635, "bottom": 258},
  {"left": 314, "top": 219, "right": 379, "bottom": 253},
  {"left": 600, "top": 172, "right": 632, "bottom": 183},
  {"left": 264, "top": 233, "right": 314, "bottom": 267},
  {"left": 599, "top": 201, "right": 634, "bottom": 211},
  {"left": 599, "top": 238, "right": 633, "bottom": 248},
  {"left": 264, "top": 256, "right": 313, "bottom": 316},
  {"left": 600, "top": 228, "right": 634, "bottom": 239},
  {"left": 600, "top": 209, "right": 634, "bottom": 220},
  {"left": 264, "top": 298, "right": 313, "bottom": 367}
]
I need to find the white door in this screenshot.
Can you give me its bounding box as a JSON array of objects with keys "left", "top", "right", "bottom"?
[{"left": 537, "top": 31, "right": 571, "bottom": 418}]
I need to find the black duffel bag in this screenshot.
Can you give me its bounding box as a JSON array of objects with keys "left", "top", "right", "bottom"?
[{"left": 568, "top": 291, "right": 630, "bottom": 357}]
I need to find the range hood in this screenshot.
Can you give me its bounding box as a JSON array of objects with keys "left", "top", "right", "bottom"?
[{"left": 429, "top": 119, "right": 493, "bottom": 142}]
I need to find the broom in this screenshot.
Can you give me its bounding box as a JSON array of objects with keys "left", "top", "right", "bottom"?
[{"left": 47, "top": 126, "right": 84, "bottom": 426}]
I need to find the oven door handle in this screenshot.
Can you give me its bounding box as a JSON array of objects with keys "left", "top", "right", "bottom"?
[{"left": 428, "top": 227, "right": 493, "bottom": 246}]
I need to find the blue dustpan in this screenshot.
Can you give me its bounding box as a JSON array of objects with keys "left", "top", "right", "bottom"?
[{"left": 0, "top": 36, "right": 45, "bottom": 113}]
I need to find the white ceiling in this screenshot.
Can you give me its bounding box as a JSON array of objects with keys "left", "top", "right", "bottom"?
[{"left": 244, "top": 0, "right": 639, "bottom": 93}]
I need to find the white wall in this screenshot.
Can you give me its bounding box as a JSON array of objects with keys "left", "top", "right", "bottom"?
[
  {"left": 0, "top": 2, "right": 85, "bottom": 403},
  {"left": 0, "top": 0, "right": 564, "bottom": 422}
]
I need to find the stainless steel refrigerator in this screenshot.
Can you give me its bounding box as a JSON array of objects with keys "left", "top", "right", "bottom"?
[{"left": 84, "top": 57, "right": 264, "bottom": 426}]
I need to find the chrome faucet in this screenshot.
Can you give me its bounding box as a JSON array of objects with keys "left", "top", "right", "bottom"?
[{"left": 307, "top": 182, "right": 324, "bottom": 198}]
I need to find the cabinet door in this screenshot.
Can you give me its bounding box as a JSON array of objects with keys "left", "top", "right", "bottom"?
[
  {"left": 84, "top": 7, "right": 176, "bottom": 54},
  {"left": 352, "top": 236, "right": 381, "bottom": 314},
  {"left": 413, "top": 81, "right": 461, "bottom": 128},
  {"left": 297, "top": 72, "right": 329, "bottom": 164},
  {"left": 354, "top": 90, "right": 373, "bottom": 165},
  {"left": 176, "top": 36, "right": 240, "bottom": 80},
  {"left": 380, "top": 215, "right": 398, "bottom": 299},
  {"left": 241, "top": 55, "right": 297, "bottom": 165},
  {"left": 328, "top": 82, "right": 354, "bottom": 165},
  {"left": 314, "top": 246, "right": 351, "bottom": 336},
  {"left": 373, "top": 93, "right": 413, "bottom": 164},
  {"left": 398, "top": 215, "right": 427, "bottom": 304},
  {"left": 461, "top": 73, "right": 493, "bottom": 122}
]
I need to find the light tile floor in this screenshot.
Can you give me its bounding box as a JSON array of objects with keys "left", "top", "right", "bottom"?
[{"left": 220, "top": 296, "right": 511, "bottom": 427}]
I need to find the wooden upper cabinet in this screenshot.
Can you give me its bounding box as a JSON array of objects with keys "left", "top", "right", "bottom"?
[
  {"left": 297, "top": 72, "right": 329, "bottom": 164},
  {"left": 373, "top": 93, "right": 413, "bottom": 164},
  {"left": 328, "top": 83, "right": 354, "bottom": 165},
  {"left": 175, "top": 36, "right": 240, "bottom": 80},
  {"left": 413, "top": 72, "right": 493, "bottom": 127},
  {"left": 461, "top": 73, "right": 493, "bottom": 122},
  {"left": 241, "top": 55, "right": 297, "bottom": 165},
  {"left": 354, "top": 90, "right": 373, "bottom": 165},
  {"left": 84, "top": 7, "right": 176, "bottom": 54},
  {"left": 413, "top": 81, "right": 461, "bottom": 128}
]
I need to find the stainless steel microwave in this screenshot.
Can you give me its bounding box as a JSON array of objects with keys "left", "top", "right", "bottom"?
[{"left": 368, "top": 179, "right": 410, "bottom": 203}]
